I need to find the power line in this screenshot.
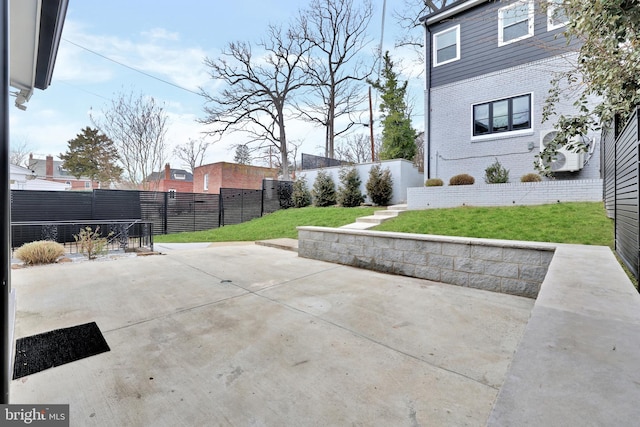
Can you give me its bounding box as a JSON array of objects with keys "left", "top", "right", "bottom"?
[{"left": 62, "top": 38, "right": 202, "bottom": 96}]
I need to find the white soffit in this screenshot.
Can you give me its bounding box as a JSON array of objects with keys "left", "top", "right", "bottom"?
[{"left": 9, "top": 0, "right": 41, "bottom": 95}]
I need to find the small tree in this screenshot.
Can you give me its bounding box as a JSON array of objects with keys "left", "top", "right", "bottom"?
[
  {"left": 292, "top": 176, "right": 312, "bottom": 208},
  {"left": 366, "top": 164, "right": 393, "bottom": 206},
  {"left": 311, "top": 170, "right": 337, "bottom": 207},
  {"left": 484, "top": 158, "right": 510, "bottom": 184},
  {"left": 234, "top": 144, "right": 251, "bottom": 165},
  {"left": 337, "top": 166, "right": 364, "bottom": 207}
]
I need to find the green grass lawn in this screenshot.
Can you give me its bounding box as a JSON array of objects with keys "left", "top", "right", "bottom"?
[
  {"left": 373, "top": 202, "right": 614, "bottom": 248},
  {"left": 155, "top": 202, "right": 613, "bottom": 248},
  {"left": 154, "top": 206, "right": 380, "bottom": 243}
]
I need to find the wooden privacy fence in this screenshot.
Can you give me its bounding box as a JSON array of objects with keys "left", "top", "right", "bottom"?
[{"left": 601, "top": 107, "right": 640, "bottom": 282}]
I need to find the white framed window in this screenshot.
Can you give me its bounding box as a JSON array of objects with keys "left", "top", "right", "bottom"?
[
  {"left": 174, "top": 173, "right": 186, "bottom": 180},
  {"left": 472, "top": 93, "right": 532, "bottom": 138},
  {"left": 433, "top": 25, "right": 460, "bottom": 67},
  {"left": 203, "top": 173, "right": 209, "bottom": 191},
  {"left": 498, "top": 0, "right": 534, "bottom": 46},
  {"left": 168, "top": 189, "right": 176, "bottom": 199},
  {"left": 547, "top": 0, "right": 568, "bottom": 31},
  {"left": 84, "top": 181, "right": 91, "bottom": 188}
]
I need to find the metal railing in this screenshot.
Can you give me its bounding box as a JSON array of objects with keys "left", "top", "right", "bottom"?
[{"left": 11, "top": 220, "right": 154, "bottom": 253}]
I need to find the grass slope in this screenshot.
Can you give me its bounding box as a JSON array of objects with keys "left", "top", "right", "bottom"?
[
  {"left": 155, "top": 202, "right": 613, "bottom": 248},
  {"left": 374, "top": 202, "right": 613, "bottom": 247},
  {"left": 154, "top": 206, "right": 380, "bottom": 243}
]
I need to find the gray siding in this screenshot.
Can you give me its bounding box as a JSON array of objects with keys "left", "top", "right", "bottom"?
[{"left": 428, "top": 0, "right": 578, "bottom": 88}]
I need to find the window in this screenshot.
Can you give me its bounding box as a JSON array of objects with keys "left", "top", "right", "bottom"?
[
  {"left": 498, "top": 0, "right": 534, "bottom": 46},
  {"left": 473, "top": 94, "right": 532, "bottom": 136},
  {"left": 433, "top": 25, "right": 460, "bottom": 66},
  {"left": 174, "top": 173, "right": 186, "bottom": 180},
  {"left": 84, "top": 181, "right": 91, "bottom": 189},
  {"left": 168, "top": 189, "right": 176, "bottom": 199},
  {"left": 203, "top": 173, "right": 209, "bottom": 191},
  {"left": 547, "top": 0, "right": 568, "bottom": 31}
]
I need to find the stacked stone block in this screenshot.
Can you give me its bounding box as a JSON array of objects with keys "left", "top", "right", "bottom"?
[{"left": 298, "top": 227, "right": 555, "bottom": 298}]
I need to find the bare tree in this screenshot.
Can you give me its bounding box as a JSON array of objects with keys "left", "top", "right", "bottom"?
[
  {"left": 173, "top": 138, "right": 210, "bottom": 173},
  {"left": 393, "top": 0, "right": 452, "bottom": 59},
  {"left": 255, "top": 139, "right": 301, "bottom": 175},
  {"left": 200, "top": 24, "right": 313, "bottom": 179},
  {"left": 297, "top": 0, "right": 374, "bottom": 159},
  {"left": 10, "top": 138, "right": 32, "bottom": 167},
  {"left": 92, "top": 91, "right": 168, "bottom": 189},
  {"left": 335, "top": 134, "right": 372, "bottom": 163}
]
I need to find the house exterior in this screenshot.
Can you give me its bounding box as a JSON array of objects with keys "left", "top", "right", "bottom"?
[
  {"left": 10, "top": 163, "right": 69, "bottom": 191},
  {"left": 27, "top": 154, "right": 98, "bottom": 190},
  {"left": 421, "top": 0, "right": 600, "bottom": 183},
  {"left": 144, "top": 164, "right": 194, "bottom": 193},
  {"left": 193, "top": 162, "right": 279, "bottom": 194}
]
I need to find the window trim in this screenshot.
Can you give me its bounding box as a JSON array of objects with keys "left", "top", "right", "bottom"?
[
  {"left": 547, "top": 0, "right": 568, "bottom": 31},
  {"left": 471, "top": 93, "right": 533, "bottom": 139},
  {"left": 203, "top": 173, "right": 209, "bottom": 191},
  {"left": 433, "top": 25, "right": 461, "bottom": 67},
  {"left": 498, "top": 0, "right": 535, "bottom": 47}
]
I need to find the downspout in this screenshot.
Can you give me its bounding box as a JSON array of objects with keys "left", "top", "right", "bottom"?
[{"left": 422, "top": 19, "right": 433, "bottom": 179}]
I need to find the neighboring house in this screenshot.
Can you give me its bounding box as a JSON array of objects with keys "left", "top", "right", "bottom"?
[
  {"left": 421, "top": 0, "right": 600, "bottom": 183},
  {"left": 10, "top": 163, "right": 69, "bottom": 191},
  {"left": 193, "top": 162, "right": 279, "bottom": 194},
  {"left": 144, "top": 164, "right": 194, "bottom": 193},
  {"left": 27, "top": 154, "right": 98, "bottom": 190}
]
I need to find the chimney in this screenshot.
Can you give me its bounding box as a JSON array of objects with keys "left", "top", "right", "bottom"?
[
  {"left": 164, "top": 163, "right": 171, "bottom": 181},
  {"left": 46, "top": 155, "right": 54, "bottom": 179}
]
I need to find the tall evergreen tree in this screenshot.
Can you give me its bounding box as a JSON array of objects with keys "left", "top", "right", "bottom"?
[
  {"left": 369, "top": 51, "right": 417, "bottom": 161},
  {"left": 59, "top": 127, "right": 122, "bottom": 185}
]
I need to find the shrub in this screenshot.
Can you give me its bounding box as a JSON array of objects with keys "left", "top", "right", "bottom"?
[
  {"left": 74, "top": 226, "right": 113, "bottom": 260},
  {"left": 311, "top": 170, "right": 337, "bottom": 207},
  {"left": 366, "top": 164, "right": 393, "bottom": 206},
  {"left": 425, "top": 178, "right": 444, "bottom": 187},
  {"left": 291, "top": 176, "right": 312, "bottom": 208},
  {"left": 14, "top": 241, "right": 65, "bottom": 265},
  {"left": 449, "top": 174, "right": 475, "bottom": 186},
  {"left": 337, "top": 166, "right": 365, "bottom": 207},
  {"left": 521, "top": 173, "right": 543, "bottom": 182},
  {"left": 484, "top": 158, "right": 510, "bottom": 183}
]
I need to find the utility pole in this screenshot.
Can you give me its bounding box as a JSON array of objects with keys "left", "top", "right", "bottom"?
[{"left": 368, "top": 86, "right": 375, "bottom": 162}]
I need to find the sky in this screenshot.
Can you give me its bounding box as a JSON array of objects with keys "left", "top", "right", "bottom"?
[{"left": 10, "top": 0, "right": 426, "bottom": 171}]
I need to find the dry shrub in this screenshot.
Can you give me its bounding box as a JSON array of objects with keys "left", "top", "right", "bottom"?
[
  {"left": 15, "top": 241, "right": 66, "bottom": 265},
  {"left": 521, "top": 173, "right": 542, "bottom": 182},
  {"left": 449, "top": 174, "right": 475, "bottom": 185},
  {"left": 425, "top": 178, "right": 444, "bottom": 187}
]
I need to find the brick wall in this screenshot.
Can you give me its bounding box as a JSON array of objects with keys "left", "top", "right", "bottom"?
[
  {"left": 194, "top": 162, "right": 278, "bottom": 193},
  {"left": 408, "top": 179, "right": 602, "bottom": 209},
  {"left": 298, "top": 227, "right": 555, "bottom": 298},
  {"left": 426, "top": 54, "right": 601, "bottom": 183}
]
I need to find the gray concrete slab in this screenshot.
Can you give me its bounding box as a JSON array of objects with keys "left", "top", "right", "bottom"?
[{"left": 10, "top": 244, "right": 533, "bottom": 426}]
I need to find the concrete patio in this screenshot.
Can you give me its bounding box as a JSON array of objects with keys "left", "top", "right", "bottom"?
[{"left": 10, "top": 243, "right": 533, "bottom": 426}]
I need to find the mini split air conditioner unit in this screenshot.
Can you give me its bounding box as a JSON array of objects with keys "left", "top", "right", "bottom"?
[{"left": 539, "top": 130, "right": 586, "bottom": 172}]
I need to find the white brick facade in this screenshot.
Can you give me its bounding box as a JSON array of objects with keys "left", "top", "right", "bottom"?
[{"left": 425, "top": 54, "right": 601, "bottom": 183}]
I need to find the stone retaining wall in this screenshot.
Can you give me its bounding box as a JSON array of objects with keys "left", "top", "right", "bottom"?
[{"left": 297, "top": 227, "right": 555, "bottom": 298}]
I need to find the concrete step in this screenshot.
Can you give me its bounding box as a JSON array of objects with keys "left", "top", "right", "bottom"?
[{"left": 356, "top": 215, "right": 385, "bottom": 224}]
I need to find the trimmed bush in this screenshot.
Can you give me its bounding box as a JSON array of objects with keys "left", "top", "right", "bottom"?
[
  {"left": 449, "top": 174, "right": 475, "bottom": 186},
  {"left": 311, "top": 170, "right": 337, "bottom": 207},
  {"left": 14, "top": 241, "right": 65, "bottom": 265},
  {"left": 484, "top": 158, "right": 510, "bottom": 184},
  {"left": 425, "top": 178, "right": 444, "bottom": 187},
  {"left": 292, "top": 176, "right": 312, "bottom": 208},
  {"left": 521, "top": 173, "right": 543, "bottom": 182},
  {"left": 337, "top": 166, "right": 365, "bottom": 207},
  {"left": 366, "top": 164, "right": 393, "bottom": 206}
]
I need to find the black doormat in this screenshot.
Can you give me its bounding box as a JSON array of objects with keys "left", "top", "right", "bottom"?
[{"left": 13, "top": 322, "right": 110, "bottom": 379}]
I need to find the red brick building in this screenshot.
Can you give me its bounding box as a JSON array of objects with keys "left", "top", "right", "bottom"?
[
  {"left": 28, "top": 154, "right": 99, "bottom": 190},
  {"left": 144, "top": 164, "right": 194, "bottom": 193},
  {"left": 193, "top": 162, "right": 278, "bottom": 194}
]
